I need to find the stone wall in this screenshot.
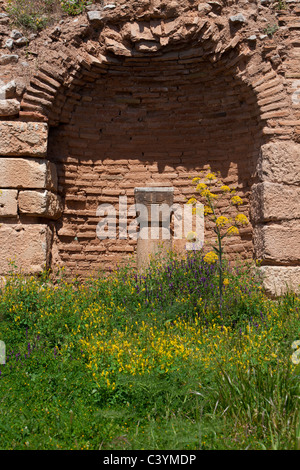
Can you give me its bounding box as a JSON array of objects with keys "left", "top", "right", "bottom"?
[
  {"left": 47, "top": 54, "right": 259, "bottom": 276},
  {"left": 0, "top": 0, "right": 299, "bottom": 295}
]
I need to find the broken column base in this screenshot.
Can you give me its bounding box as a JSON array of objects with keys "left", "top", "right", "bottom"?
[{"left": 257, "top": 266, "right": 300, "bottom": 297}]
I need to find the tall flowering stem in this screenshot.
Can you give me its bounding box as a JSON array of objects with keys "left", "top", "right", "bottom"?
[{"left": 188, "top": 169, "right": 249, "bottom": 315}]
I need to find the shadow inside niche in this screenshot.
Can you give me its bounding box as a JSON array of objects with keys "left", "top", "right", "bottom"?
[{"left": 47, "top": 52, "right": 265, "bottom": 274}]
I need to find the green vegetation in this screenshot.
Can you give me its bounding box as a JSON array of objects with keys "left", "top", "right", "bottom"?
[
  {"left": 276, "top": 0, "right": 287, "bottom": 10},
  {"left": 187, "top": 168, "right": 250, "bottom": 316},
  {"left": 264, "top": 23, "right": 279, "bottom": 37},
  {"left": 0, "top": 253, "right": 299, "bottom": 450},
  {"left": 60, "top": 0, "right": 91, "bottom": 16},
  {"left": 5, "top": 0, "right": 91, "bottom": 31}
]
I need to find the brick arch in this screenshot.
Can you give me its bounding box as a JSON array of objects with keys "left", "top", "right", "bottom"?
[
  {"left": 4, "top": 10, "right": 300, "bottom": 294},
  {"left": 41, "top": 34, "right": 269, "bottom": 277},
  {"left": 19, "top": 12, "right": 257, "bottom": 122}
]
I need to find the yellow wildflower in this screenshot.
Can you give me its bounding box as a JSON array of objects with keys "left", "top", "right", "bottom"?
[
  {"left": 203, "top": 251, "right": 218, "bottom": 264},
  {"left": 231, "top": 195, "right": 243, "bottom": 206},
  {"left": 235, "top": 213, "right": 249, "bottom": 226},
  {"left": 196, "top": 182, "right": 207, "bottom": 192},
  {"left": 204, "top": 206, "right": 213, "bottom": 215},
  {"left": 187, "top": 197, "right": 198, "bottom": 205},
  {"left": 227, "top": 226, "right": 239, "bottom": 235},
  {"left": 205, "top": 172, "right": 217, "bottom": 181},
  {"left": 216, "top": 216, "right": 229, "bottom": 227},
  {"left": 201, "top": 189, "right": 218, "bottom": 199},
  {"left": 220, "top": 185, "right": 231, "bottom": 193}
]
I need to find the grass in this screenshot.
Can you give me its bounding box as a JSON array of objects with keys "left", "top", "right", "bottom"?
[
  {"left": 0, "top": 251, "right": 299, "bottom": 450},
  {"left": 5, "top": 0, "right": 91, "bottom": 31}
]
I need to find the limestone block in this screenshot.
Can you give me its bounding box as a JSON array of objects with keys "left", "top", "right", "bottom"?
[
  {"left": 253, "top": 222, "right": 300, "bottom": 264},
  {"left": 0, "top": 99, "right": 20, "bottom": 117},
  {"left": 229, "top": 14, "right": 247, "bottom": 25},
  {"left": 0, "top": 54, "right": 19, "bottom": 65},
  {"left": 0, "top": 224, "right": 52, "bottom": 274},
  {"left": 258, "top": 141, "right": 300, "bottom": 185},
  {"left": 0, "top": 158, "right": 57, "bottom": 191},
  {"left": 251, "top": 182, "right": 300, "bottom": 222},
  {"left": 18, "top": 190, "right": 63, "bottom": 219},
  {"left": 0, "top": 80, "right": 16, "bottom": 99},
  {"left": 87, "top": 11, "right": 103, "bottom": 25},
  {"left": 0, "top": 122, "right": 48, "bottom": 157},
  {"left": 0, "top": 189, "right": 18, "bottom": 217},
  {"left": 258, "top": 266, "right": 300, "bottom": 296}
]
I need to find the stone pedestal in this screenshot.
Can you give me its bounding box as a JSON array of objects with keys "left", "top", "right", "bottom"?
[{"left": 134, "top": 187, "right": 174, "bottom": 271}]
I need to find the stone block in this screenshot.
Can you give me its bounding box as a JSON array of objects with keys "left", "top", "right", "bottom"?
[
  {"left": 0, "top": 224, "right": 52, "bottom": 274},
  {"left": 0, "top": 80, "right": 16, "bottom": 99},
  {"left": 0, "top": 99, "right": 20, "bottom": 117},
  {"left": 87, "top": 11, "right": 103, "bottom": 25},
  {"left": 258, "top": 266, "right": 300, "bottom": 296},
  {"left": 251, "top": 182, "right": 300, "bottom": 222},
  {"left": 18, "top": 190, "right": 63, "bottom": 219},
  {"left": 0, "top": 158, "right": 57, "bottom": 191},
  {"left": 0, "top": 54, "right": 19, "bottom": 65},
  {"left": 229, "top": 14, "right": 247, "bottom": 25},
  {"left": 0, "top": 189, "right": 18, "bottom": 217},
  {"left": 258, "top": 141, "right": 300, "bottom": 185},
  {"left": 254, "top": 222, "right": 300, "bottom": 264},
  {"left": 0, "top": 121, "right": 48, "bottom": 157}
]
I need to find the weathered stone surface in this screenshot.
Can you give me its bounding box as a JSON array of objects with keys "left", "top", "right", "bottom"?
[
  {"left": 15, "top": 37, "right": 29, "bottom": 47},
  {"left": 254, "top": 222, "right": 300, "bottom": 264},
  {"left": 198, "top": 3, "right": 212, "bottom": 15},
  {"left": 128, "top": 22, "right": 155, "bottom": 41},
  {"left": 135, "top": 40, "right": 161, "bottom": 52},
  {"left": 0, "top": 224, "right": 52, "bottom": 274},
  {"left": 0, "top": 158, "right": 57, "bottom": 191},
  {"left": 103, "top": 4, "right": 116, "bottom": 10},
  {"left": 229, "top": 14, "right": 247, "bottom": 25},
  {"left": 105, "top": 38, "right": 133, "bottom": 56},
  {"left": 0, "top": 54, "right": 19, "bottom": 65},
  {"left": 258, "top": 141, "right": 300, "bottom": 185},
  {"left": 0, "top": 81, "right": 16, "bottom": 99},
  {"left": 5, "top": 39, "right": 14, "bottom": 50},
  {"left": 0, "top": 190, "right": 18, "bottom": 217},
  {"left": 258, "top": 266, "right": 300, "bottom": 296},
  {"left": 18, "top": 190, "right": 63, "bottom": 219},
  {"left": 87, "top": 11, "right": 103, "bottom": 24},
  {"left": 0, "top": 122, "right": 48, "bottom": 156},
  {"left": 10, "top": 30, "right": 22, "bottom": 40},
  {"left": 0, "top": 99, "right": 20, "bottom": 117},
  {"left": 251, "top": 182, "right": 300, "bottom": 222}
]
